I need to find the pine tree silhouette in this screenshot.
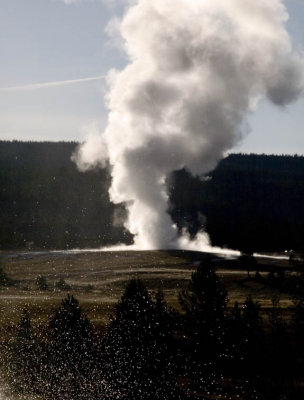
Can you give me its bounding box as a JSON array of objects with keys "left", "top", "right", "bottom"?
[
  {"left": 9, "top": 308, "right": 38, "bottom": 394},
  {"left": 102, "top": 279, "right": 182, "bottom": 400},
  {"left": 178, "top": 262, "right": 228, "bottom": 394},
  {"left": 45, "top": 294, "right": 96, "bottom": 400}
]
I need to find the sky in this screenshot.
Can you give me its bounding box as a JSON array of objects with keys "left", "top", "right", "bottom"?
[{"left": 0, "top": 0, "right": 303, "bottom": 155}]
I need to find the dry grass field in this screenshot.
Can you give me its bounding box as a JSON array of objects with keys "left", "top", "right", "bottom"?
[{"left": 0, "top": 250, "right": 295, "bottom": 333}]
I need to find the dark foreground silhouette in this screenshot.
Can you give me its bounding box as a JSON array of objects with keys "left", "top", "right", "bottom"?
[{"left": 3, "top": 262, "right": 304, "bottom": 400}]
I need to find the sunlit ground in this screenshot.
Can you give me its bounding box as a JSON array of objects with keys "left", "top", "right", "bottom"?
[{"left": 0, "top": 250, "right": 294, "bottom": 334}]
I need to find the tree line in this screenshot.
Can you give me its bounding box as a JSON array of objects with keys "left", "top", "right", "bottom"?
[
  {"left": 0, "top": 141, "right": 132, "bottom": 249},
  {"left": 2, "top": 140, "right": 304, "bottom": 251},
  {"left": 169, "top": 153, "right": 304, "bottom": 252},
  {"left": 3, "top": 262, "right": 304, "bottom": 400}
]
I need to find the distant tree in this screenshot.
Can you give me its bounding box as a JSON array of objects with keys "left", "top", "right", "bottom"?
[
  {"left": 85, "top": 283, "right": 94, "bottom": 292},
  {"left": 242, "top": 295, "right": 261, "bottom": 328},
  {"left": 254, "top": 271, "right": 263, "bottom": 282},
  {"left": 0, "top": 266, "right": 15, "bottom": 286},
  {"left": 269, "top": 295, "right": 284, "bottom": 333},
  {"left": 36, "top": 275, "right": 48, "bottom": 291},
  {"left": 267, "top": 271, "right": 276, "bottom": 286},
  {"left": 238, "top": 252, "right": 257, "bottom": 278},
  {"left": 55, "top": 277, "right": 71, "bottom": 291}
]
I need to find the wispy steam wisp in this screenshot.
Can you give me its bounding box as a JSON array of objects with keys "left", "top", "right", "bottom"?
[{"left": 74, "top": 0, "right": 304, "bottom": 251}]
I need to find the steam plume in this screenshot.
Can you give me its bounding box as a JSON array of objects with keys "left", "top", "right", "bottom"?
[{"left": 74, "top": 0, "right": 304, "bottom": 251}]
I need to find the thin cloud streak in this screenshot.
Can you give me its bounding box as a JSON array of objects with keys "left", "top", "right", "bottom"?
[{"left": 0, "top": 75, "right": 106, "bottom": 92}]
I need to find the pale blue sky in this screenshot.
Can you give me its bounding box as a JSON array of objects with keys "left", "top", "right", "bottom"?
[{"left": 0, "top": 0, "right": 303, "bottom": 154}]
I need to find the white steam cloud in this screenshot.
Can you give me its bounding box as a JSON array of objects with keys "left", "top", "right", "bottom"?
[{"left": 74, "top": 0, "right": 304, "bottom": 251}]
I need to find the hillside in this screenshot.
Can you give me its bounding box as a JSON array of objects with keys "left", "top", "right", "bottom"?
[
  {"left": 170, "top": 153, "right": 304, "bottom": 252},
  {"left": 1, "top": 141, "right": 304, "bottom": 251},
  {"left": 0, "top": 141, "right": 131, "bottom": 249}
]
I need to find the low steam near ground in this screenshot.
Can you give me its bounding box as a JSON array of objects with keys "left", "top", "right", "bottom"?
[{"left": 73, "top": 0, "right": 304, "bottom": 252}]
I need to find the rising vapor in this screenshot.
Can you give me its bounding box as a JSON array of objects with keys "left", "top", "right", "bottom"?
[
  {"left": 74, "top": 0, "right": 304, "bottom": 251},
  {"left": 0, "top": 75, "right": 106, "bottom": 92}
]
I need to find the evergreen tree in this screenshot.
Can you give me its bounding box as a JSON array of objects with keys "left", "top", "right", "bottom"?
[
  {"left": 36, "top": 275, "right": 48, "bottom": 291},
  {"left": 225, "top": 301, "right": 244, "bottom": 374},
  {"left": 179, "top": 262, "right": 227, "bottom": 354},
  {"left": 178, "top": 262, "right": 228, "bottom": 393},
  {"left": 240, "top": 296, "right": 266, "bottom": 378},
  {"left": 102, "top": 279, "right": 182, "bottom": 400},
  {"left": 226, "top": 298, "right": 266, "bottom": 400},
  {"left": 8, "top": 308, "right": 38, "bottom": 394},
  {"left": 0, "top": 266, "right": 15, "bottom": 286},
  {"left": 153, "top": 289, "right": 177, "bottom": 379},
  {"left": 17, "top": 307, "right": 32, "bottom": 346},
  {"left": 44, "top": 295, "right": 97, "bottom": 400},
  {"left": 55, "top": 277, "right": 71, "bottom": 291}
]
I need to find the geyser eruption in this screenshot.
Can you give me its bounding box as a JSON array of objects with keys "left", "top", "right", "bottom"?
[{"left": 74, "top": 0, "right": 304, "bottom": 250}]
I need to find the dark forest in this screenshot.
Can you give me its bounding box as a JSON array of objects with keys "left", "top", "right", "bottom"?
[{"left": 1, "top": 140, "right": 304, "bottom": 252}]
